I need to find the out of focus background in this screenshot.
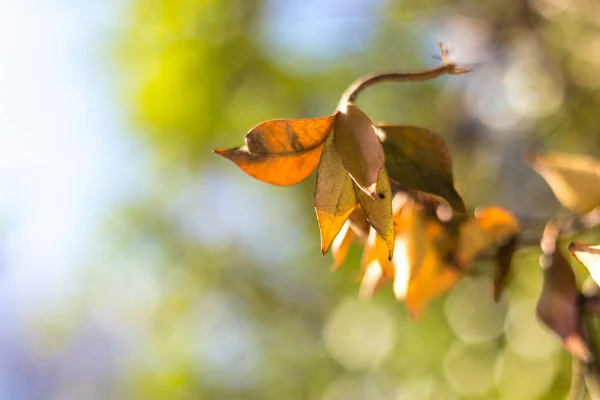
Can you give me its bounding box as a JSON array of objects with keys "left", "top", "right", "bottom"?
[{"left": 4, "top": 0, "right": 600, "bottom": 398}]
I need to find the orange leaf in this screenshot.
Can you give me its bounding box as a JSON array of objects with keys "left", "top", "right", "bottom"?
[
  {"left": 334, "top": 103, "right": 385, "bottom": 197},
  {"left": 331, "top": 220, "right": 355, "bottom": 269},
  {"left": 215, "top": 115, "right": 336, "bottom": 185},
  {"left": 314, "top": 134, "right": 358, "bottom": 255},
  {"left": 405, "top": 221, "right": 460, "bottom": 318},
  {"left": 361, "top": 228, "right": 393, "bottom": 276},
  {"left": 456, "top": 206, "right": 520, "bottom": 267},
  {"left": 392, "top": 198, "right": 426, "bottom": 300}
]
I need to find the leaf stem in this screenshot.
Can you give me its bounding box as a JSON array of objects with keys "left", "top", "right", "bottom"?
[{"left": 338, "top": 43, "right": 470, "bottom": 107}]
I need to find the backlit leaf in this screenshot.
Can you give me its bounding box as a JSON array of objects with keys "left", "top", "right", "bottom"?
[
  {"left": 314, "top": 134, "right": 358, "bottom": 255},
  {"left": 537, "top": 238, "right": 592, "bottom": 361},
  {"left": 568, "top": 241, "right": 600, "bottom": 286},
  {"left": 331, "top": 220, "right": 355, "bottom": 270},
  {"left": 392, "top": 199, "right": 426, "bottom": 300},
  {"left": 456, "top": 206, "right": 520, "bottom": 267},
  {"left": 405, "top": 221, "right": 460, "bottom": 318},
  {"left": 334, "top": 103, "right": 385, "bottom": 198},
  {"left": 356, "top": 167, "right": 394, "bottom": 259},
  {"left": 377, "top": 125, "right": 466, "bottom": 214},
  {"left": 527, "top": 152, "right": 600, "bottom": 213},
  {"left": 215, "top": 114, "right": 336, "bottom": 185},
  {"left": 361, "top": 228, "right": 393, "bottom": 276}
]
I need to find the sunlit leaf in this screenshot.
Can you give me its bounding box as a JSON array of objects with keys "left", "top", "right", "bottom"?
[
  {"left": 456, "top": 206, "right": 520, "bottom": 266},
  {"left": 377, "top": 124, "right": 466, "bottom": 214},
  {"left": 361, "top": 228, "right": 393, "bottom": 276},
  {"left": 331, "top": 220, "right": 355, "bottom": 270},
  {"left": 215, "top": 114, "right": 336, "bottom": 185},
  {"left": 359, "top": 260, "right": 386, "bottom": 299},
  {"left": 568, "top": 241, "right": 600, "bottom": 286},
  {"left": 355, "top": 167, "right": 394, "bottom": 259},
  {"left": 537, "top": 244, "right": 592, "bottom": 362},
  {"left": 348, "top": 207, "right": 371, "bottom": 241},
  {"left": 314, "top": 134, "right": 358, "bottom": 255},
  {"left": 334, "top": 103, "right": 385, "bottom": 198},
  {"left": 527, "top": 152, "right": 600, "bottom": 213},
  {"left": 392, "top": 198, "right": 426, "bottom": 300},
  {"left": 494, "top": 235, "right": 518, "bottom": 302},
  {"left": 405, "top": 221, "right": 460, "bottom": 318}
]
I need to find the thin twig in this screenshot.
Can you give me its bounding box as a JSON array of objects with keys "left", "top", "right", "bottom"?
[{"left": 338, "top": 43, "right": 470, "bottom": 107}]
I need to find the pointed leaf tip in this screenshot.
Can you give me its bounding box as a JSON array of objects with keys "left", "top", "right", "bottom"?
[
  {"left": 527, "top": 151, "right": 600, "bottom": 213},
  {"left": 537, "top": 242, "right": 591, "bottom": 361},
  {"left": 568, "top": 241, "right": 600, "bottom": 287},
  {"left": 315, "top": 134, "right": 358, "bottom": 255},
  {"left": 356, "top": 167, "right": 394, "bottom": 260},
  {"left": 216, "top": 115, "right": 336, "bottom": 186}
]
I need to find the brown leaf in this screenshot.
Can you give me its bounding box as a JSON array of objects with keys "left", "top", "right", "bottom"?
[
  {"left": 494, "top": 235, "right": 518, "bottom": 302},
  {"left": 355, "top": 167, "right": 394, "bottom": 259},
  {"left": 568, "top": 241, "right": 600, "bottom": 287},
  {"left": 314, "top": 134, "right": 358, "bottom": 255},
  {"left": 527, "top": 152, "right": 600, "bottom": 213},
  {"left": 377, "top": 125, "right": 466, "bottom": 214},
  {"left": 537, "top": 234, "right": 592, "bottom": 361},
  {"left": 331, "top": 220, "right": 355, "bottom": 270},
  {"left": 215, "top": 114, "right": 336, "bottom": 185},
  {"left": 334, "top": 103, "right": 385, "bottom": 198}
]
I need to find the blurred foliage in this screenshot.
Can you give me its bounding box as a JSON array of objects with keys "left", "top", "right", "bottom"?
[{"left": 77, "top": 0, "right": 600, "bottom": 398}]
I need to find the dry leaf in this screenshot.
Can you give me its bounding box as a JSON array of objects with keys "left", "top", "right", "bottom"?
[
  {"left": 331, "top": 220, "right": 355, "bottom": 269},
  {"left": 314, "top": 134, "right": 358, "bottom": 255},
  {"left": 377, "top": 125, "right": 466, "bottom": 214},
  {"left": 405, "top": 220, "right": 460, "bottom": 318},
  {"left": 361, "top": 228, "right": 393, "bottom": 276},
  {"left": 215, "top": 115, "right": 336, "bottom": 185},
  {"left": 456, "top": 206, "right": 520, "bottom": 266},
  {"left": 392, "top": 199, "right": 426, "bottom": 300},
  {"left": 568, "top": 241, "right": 600, "bottom": 286},
  {"left": 494, "top": 235, "right": 518, "bottom": 302},
  {"left": 527, "top": 152, "right": 600, "bottom": 213},
  {"left": 537, "top": 232, "right": 592, "bottom": 362},
  {"left": 355, "top": 167, "right": 394, "bottom": 259},
  {"left": 334, "top": 103, "right": 385, "bottom": 198}
]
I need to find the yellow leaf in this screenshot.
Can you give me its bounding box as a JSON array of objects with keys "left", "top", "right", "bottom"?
[
  {"left": 314, "top": 134, "right": 358, "bottom": 255},
  {"left": 215, "top": 114, "right": 336, "bottom": 185},
  {"left": 356, "top": 167, "right": 394, "bottom": 259},
  {"left": 334, "top": 103, "right": 385, "bottom": 198},
  {"left": 568, "top": 241, "right": 600, "bottom": 286},
  {"left": 392, "top": 199, "right": 426, "bottom": 300},
  {"left": 405, "top": 221, "right": 460, "bottom": 318},
  {"left": 377, "top": 125, "right": 466, "bottom": 214},
  {"left": 331, "top": 220, "right": 355, "bottom": 269},
  {"left": 527, "top": 152, "right": 600, "bottom": 213},
  {"left": 361, "top": 228, "right": 393, "bottom": 276},
  {"left": 359, "top": 260, "right": 387, "bottom": 299},
  {"left": 456, "top": 206, "right": 520, "bottom": 266}
]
